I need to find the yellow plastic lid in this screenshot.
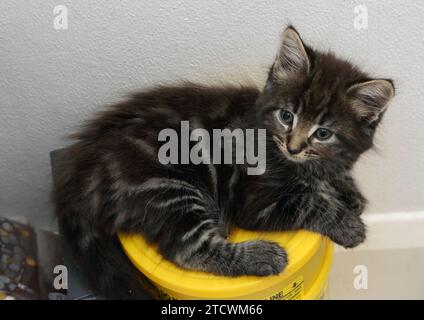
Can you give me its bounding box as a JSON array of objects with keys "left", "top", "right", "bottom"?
[{"left": 119, "top": 228, "right": 329, "bottom": 299}]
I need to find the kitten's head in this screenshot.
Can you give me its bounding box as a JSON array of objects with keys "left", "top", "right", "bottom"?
[{"left": 257, "top": 26, "right": 395, "bottom": 166}]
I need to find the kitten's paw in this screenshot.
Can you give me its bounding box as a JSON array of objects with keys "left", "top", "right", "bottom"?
[
  {"left": 329, "top": 215, "right": 366, "bottom": 248},
  {"left": 348, "top": 195, "right": 367, "bottom": 216},
  {"left": 240, "top": 240, "right": 288, "bottom": 276}
]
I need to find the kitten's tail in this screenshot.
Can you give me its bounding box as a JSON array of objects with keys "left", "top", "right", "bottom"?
[{"left": 59, "top": 218, "right": 151, "bottom": 300}]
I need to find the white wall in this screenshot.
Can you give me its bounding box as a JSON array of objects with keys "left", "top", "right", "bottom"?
[{"left": 1, "top": 1, "right": 423, "bottom": 229}]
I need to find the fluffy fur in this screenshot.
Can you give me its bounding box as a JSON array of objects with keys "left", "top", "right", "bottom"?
[{"left": 53, "top": 26, "right": 394, "bottom": 299}]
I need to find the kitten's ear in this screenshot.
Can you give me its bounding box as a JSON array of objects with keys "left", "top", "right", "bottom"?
[
  {"left": 347, "top": 79, "right": 395, "bottom": 123},
  {"left": 270, "top": 26, "right": 310, "bottom": 82}
]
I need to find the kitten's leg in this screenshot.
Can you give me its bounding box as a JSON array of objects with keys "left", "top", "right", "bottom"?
[
  {"left": 303, "top": 177, "right": 367, "bottom": 248},
  {"left": 317, "top": 216, "right": 366, "bottom": 248},
  {"left": 239, "top": 185, "right": 366, "bottom": 248},
  {"left": 175, "top": 227, "right": 289, "bottom": 276},
  {"left": 302, "top": 188, "right": 366, "bottom": 248},
  {"left": 301, "top": 200, "right": 366, "bottom": 248},
  {"left": 124, "top": 178, "right": 288, "bottom": 276}
]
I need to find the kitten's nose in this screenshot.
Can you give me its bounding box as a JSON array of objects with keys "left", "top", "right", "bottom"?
[
  {"left": 287, "top": 134, "right": 307, "bottom": 155},
  {"left": 287, "top": 146, "right": 303, "bottom": 155}
]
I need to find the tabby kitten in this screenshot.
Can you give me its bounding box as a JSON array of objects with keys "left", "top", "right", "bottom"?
[{"left": 53, "top": 26, "right": 394, "bottom": 299}]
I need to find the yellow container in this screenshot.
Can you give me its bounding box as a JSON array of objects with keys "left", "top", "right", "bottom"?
[{"left": 119, "top": 229, "right": 334, "bottom": 300}]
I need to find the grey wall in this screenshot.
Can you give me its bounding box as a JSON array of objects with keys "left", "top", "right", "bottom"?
[{"left": 1, "top": 1, "right": 423, "bottom": 229}]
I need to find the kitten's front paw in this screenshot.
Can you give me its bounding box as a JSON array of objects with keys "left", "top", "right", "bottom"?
[
  {"left": 329, "top": 215, "right": 366, "bottom": 248},
  {"left": 240, "top": 240, "right": 288, "bottom": 276},
  {"left": 348, "top": 194, "right": 367, "bottom": 216}
]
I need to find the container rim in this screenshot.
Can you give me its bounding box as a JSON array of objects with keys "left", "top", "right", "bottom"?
[{"left": 119, "top": 229, "right": 329, "bottom": 298}]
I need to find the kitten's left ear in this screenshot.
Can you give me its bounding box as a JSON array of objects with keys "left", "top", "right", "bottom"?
[
  {"left": 270, "top": 26, "right": 310, "bottom": 82},
  {"left": 347, "top": 79, "right": 395, "bottom": 123}
]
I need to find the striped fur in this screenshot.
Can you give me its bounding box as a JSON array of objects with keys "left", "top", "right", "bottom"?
[{"left": 53, "top": 26, "right": 394, "bottom": 299}]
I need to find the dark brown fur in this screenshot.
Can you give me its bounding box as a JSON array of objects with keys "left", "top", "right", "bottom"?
[{"left": 53, "top": 26, "right": 394, "bottom": 299}]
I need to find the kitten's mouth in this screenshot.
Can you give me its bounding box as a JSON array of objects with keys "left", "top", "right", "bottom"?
[{"left": 272, "top": 135, "right": 307, "bottom": 163}]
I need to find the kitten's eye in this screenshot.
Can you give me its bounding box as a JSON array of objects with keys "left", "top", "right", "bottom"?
[
  {"left": 280, "top": 110, "right": 294, "bottom": 124},
  {"left": 315, "top": 128, "right": 333, "bottom": 141}
]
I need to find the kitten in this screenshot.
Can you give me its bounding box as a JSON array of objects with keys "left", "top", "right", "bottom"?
[{"left": 53, "top": 26, "right": 394, "bottom": 299}]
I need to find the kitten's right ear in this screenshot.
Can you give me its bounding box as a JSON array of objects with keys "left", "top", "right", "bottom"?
[{"left": 269, "top": 26, "right": 310, "bottom": 83}]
